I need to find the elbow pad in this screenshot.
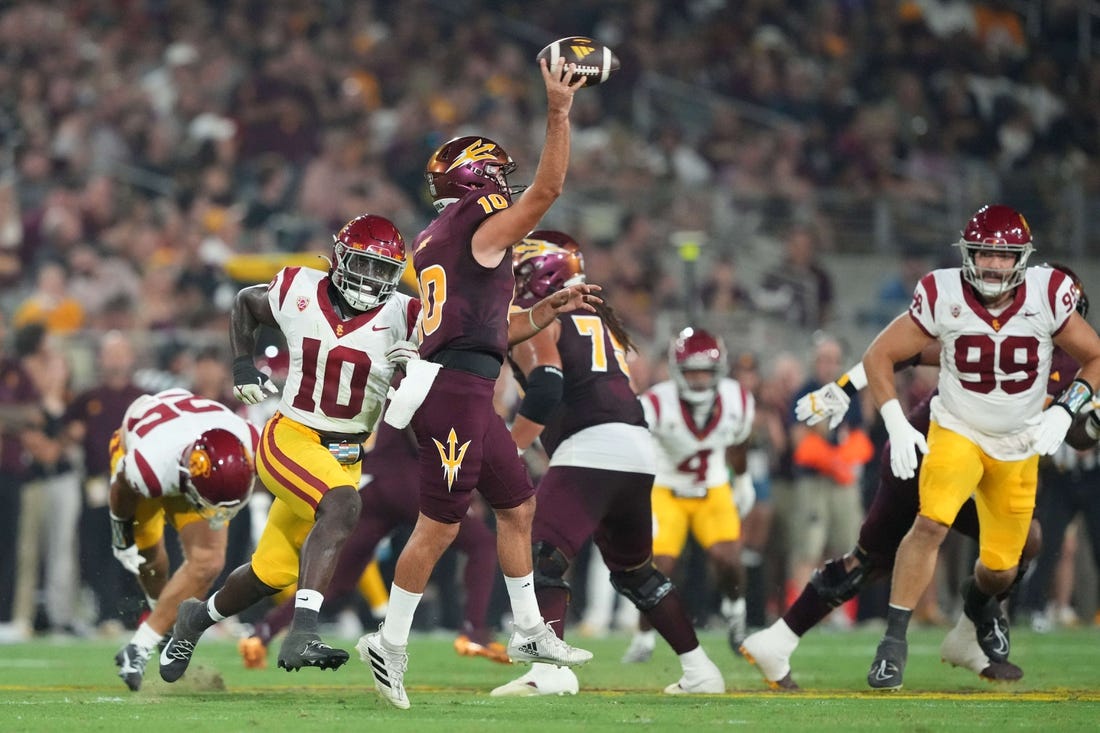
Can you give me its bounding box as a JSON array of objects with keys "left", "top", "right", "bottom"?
[{"left": 518, "top": 365, "right": 564, "bottom": 425}]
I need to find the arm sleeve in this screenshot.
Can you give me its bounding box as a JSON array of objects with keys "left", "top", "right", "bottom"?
[{"left": 517, "top": 365, "right": 564, "bottom": 425}]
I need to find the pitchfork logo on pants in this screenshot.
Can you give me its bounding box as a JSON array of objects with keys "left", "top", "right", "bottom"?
[{"left": 433, "top": 428, "right": 471, "bottom": 491}]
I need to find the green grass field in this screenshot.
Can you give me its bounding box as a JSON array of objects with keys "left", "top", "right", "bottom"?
[{"left": 2, "top": 627, "right": 1099, "bottom": 732}]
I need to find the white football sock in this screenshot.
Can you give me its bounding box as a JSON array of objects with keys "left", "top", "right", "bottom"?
[{"left": 381, "top": 585, "right": 422, "bottom": 647}]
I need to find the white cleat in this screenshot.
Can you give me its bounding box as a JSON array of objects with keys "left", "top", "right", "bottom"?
[
  {"left": 357, "top": 627, "right": 410, "bottom": 710},
  {"left": 940, "top": 614, "right": 989, "bottom": 675},
  {"left": 663, "top": 659, "right": 725, "bottom": 694},
  {"left": 507, "top": 623, "right": 592, "bottom": 667},
  {"left": 739, "top": 621, "right": 801, "bottom": 691},
  {"left": 621, "top": 632, "right": 656, "bottom": 664},
  {"left": 490, "top": 662, "right": 579, "bottom": 697}
]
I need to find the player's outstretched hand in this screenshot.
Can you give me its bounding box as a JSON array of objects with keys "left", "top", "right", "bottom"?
[
  {"left": 795, "top": 382, "right": 851, "bottom": 430},
  {"left": 546, "top": 283, "right": 602, "bottom": 316},
  {"left": 880, "top": 399, "right": 928, "bottom": 480}
]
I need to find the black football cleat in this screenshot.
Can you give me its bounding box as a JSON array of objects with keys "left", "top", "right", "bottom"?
[
  {"left": 115, "top": 643, "right": 150, "bottom": 692},
  {"left": 277, "top": 631, "right": 350, "bottom": 672},
  {"left": 159, "top": 598, "right": 210, "bottom": 683},
  {"left": 867, "top": 636, "right": 907, "bottom": 691}
]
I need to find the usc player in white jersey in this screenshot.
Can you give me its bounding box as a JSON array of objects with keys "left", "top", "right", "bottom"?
[
  {"left": 160, "top": 214, "right": 419, "bottom": 683},
  {"left": 623, "top": 327, "right": 756, "bottom": 662},
  {"left": 109, "top": 388, "right": 257, "bottom": 691},
  {"left": 863, "top": 204, "right": 1100, "bottom": 690}
]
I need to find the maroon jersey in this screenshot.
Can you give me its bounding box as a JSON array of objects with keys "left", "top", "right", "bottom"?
[
  {"left": 511, "top": 309, "right": 645, "bottom": 456},
  {"left": 413, "top": 191, "right": 515, "bottom": 361},
  {"left": 64, "top": 384, "right": 148, "bottom": 477},
  {"left": 1047, "top": 346, "right": 1079, "bottom": 399}
]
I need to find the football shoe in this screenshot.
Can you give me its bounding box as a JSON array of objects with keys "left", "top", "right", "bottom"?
[
  {"left": 739, "top": 623, "right": 801, "bottom": 691},
  {"left": 159, "top": 598, "right": 209, "bottom": 683},
  {"left": 507, "top": 623, "right": 592, "bottom": 667},
  {"left": 724, "top": 597, "right": 748, "bottom": 656},
  {"left": 238, "top": 636, "right": 267, "bottom": 669},
  {"left": 358, "top": 626, "right": 410, "bottom": 710},
  {"left": 621, "top": 632, "right": 655, "bottom": 664},
  {"left": 114, "top": 642, "right": 151, "bottom": 692},
  {"left": 277, "top": 630, "right": 349, "bottom": 672},
  {"left": 940, "top": 614, "right": 1023, "bottom": 682},
  {"left": 490, "top": 663, "right": 579, "bottom": 697},
  {"left": 867, "top": 636, "right": 907, "bottom": 691},
  {"left": 663, "top": 658, "right": 725, "bottom": 694},
  {"left": 454, "top": 634, "right": 511, "bottom": 664}
]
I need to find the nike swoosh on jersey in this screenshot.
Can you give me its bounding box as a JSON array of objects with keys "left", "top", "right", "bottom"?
[{"left": 373, "top": 325, "right": 388, "bottom": 331}]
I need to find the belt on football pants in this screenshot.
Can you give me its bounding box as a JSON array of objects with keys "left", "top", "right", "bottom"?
[{"left": 427, "top": 349, "right": 502, "bottom": 380}]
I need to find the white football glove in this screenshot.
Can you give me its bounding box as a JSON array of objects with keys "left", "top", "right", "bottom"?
[
  {"left": 732, "top": 473, "right": 756, "bottom": 517},
  {"left": 112, "top": 544, "right": 146, "bottom": 575},
  {"left": 232, "top": 356, "right": 278, "bottom": 405},
  {"left": 385, "top": 339, "right": 419, "bottom": 369},
  {"left": 1033, "top": 406, "right": 1073, "bottom": 456},
  {"left": 880, "top": 398, "right": 928, "bottom": 480},
  {"left": 795, "top": 382, "right": 851, "bottom": 430}
]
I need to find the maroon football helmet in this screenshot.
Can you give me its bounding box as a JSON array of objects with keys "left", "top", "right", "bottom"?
[
  {"left": 331, "top": 214, "right": 407, "bottom": 311},
  {"left": 512, "top": 230, "right": 586, "bottom": 308},
  {"left": 425, "top": 136, "right": 520, "bottom": 213},
  {"left": 179, "top": 428, "right": 254, "bottom": 529},
  {"left": 669, "top": 327, "right": 728, "bottom": 404},
  {"left": 955, "top": 204, "right": 1033, "bottom": 299}
]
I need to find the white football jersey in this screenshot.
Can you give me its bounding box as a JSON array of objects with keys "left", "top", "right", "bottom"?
[
  {"left": 909, "top": 266, "right": 1077, "bottom": 459},
  {"left": 269, "top": 267, "right": 419, "bottom": 434},
  {"left": 641, "top": 378, "right": 755, "bottom": 497},
  {"left": 116, "top": 389, "right": 258, "bottom": 499}
]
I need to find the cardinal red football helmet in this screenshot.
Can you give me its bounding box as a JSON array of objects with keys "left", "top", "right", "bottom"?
[
  {"left": 512, "top": 230, "right": 586, "bottom": 308},
  {"left": 180, "top": 428, "right": 254, "bottom": 529},
  {"left": 425, "top": 136, "right": 520, "bottom": 213},
  {"left": 331, "top": 214, "right": 407, "bottom": 311},
  {"left": 955, "top": 204, "right": 1034, "bottom": 299},
  {"left": 669, "top": 327, "right": 728, "bottom": 404}
]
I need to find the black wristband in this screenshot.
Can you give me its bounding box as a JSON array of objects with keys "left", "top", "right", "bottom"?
[
  {"left": 233, "top": 355, "right": 260, "bottom": 384},
  {"left": 840, "top": 380, "right": 859, "bottom": 399},
  {"left": 110, "top": 513, "right": 135, "bottom": 550}
]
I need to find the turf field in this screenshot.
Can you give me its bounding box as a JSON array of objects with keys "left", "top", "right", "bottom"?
[{"left": 2, "top": 627, "right": 1098, "bottom": 732}]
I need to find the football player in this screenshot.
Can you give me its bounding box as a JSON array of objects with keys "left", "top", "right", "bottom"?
[
  {"left": 159, "top": 214, "right": 418, "bottom": 682},
  {"left": 109, "top": 388, "right": 256, "bottom": 691},
  {"left": 859, "top": 205, "right": 1100, "bottom": 690},
  {"left": 622, "top": 327, "right": 756, "bottom": 663},
  {"left": 360, "top": 57, "right": 598, "bottom": 710},
  {"left": 236, "top": 420, "right": 508, "bottom": 669},
  {"left": 743, "top": 261, "right": 1092, "bottom": 690},
  {"left": 491, "top": 232, "right": 724, "bottom": 697}
]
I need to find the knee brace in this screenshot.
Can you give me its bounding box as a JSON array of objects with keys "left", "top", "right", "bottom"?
[
  {"left": 610, "top": 564, "right": 673, "bottom": 612},
  {"left": 810, "top": 548, "right": 869, "bottom": 608},
  {"left": 533, "top": 541, "right": 571, "bottom": 593}
]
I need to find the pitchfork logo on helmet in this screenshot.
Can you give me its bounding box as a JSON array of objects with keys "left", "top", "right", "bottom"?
[
  {"left": 669, "top": 327, "right": 728, "bottom": 405},
  {"left": 330, "top": 214, "right": 407, "bottom": 312},
  {"left": 425, "top": 136, "right": 521, "bottom": 213},
  {"left": 179, "top": 428, "right": 254, "bottom": 529},
  {"left": 512, "top": 230, "right": 586, "bottom": 308},
  {"left": 955, "top": 204, "right": 1034, "bottom": 299}
]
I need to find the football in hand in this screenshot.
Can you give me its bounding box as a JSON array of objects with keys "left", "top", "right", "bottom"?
[{"left": 536, "top": 36, "right": 620, "bottom": 87}]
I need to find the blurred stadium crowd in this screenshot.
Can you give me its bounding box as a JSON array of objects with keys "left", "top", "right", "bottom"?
[{"left": 2, "top": 0, "right": 1100, "bottom": 644}]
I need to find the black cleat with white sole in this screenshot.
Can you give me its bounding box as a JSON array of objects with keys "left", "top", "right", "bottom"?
[
  {"left": 277, "top": 631, "right": 349, "bottom": 672},
  {"left": 867, "top": 636, "right": 907, "bottom": 691}
]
